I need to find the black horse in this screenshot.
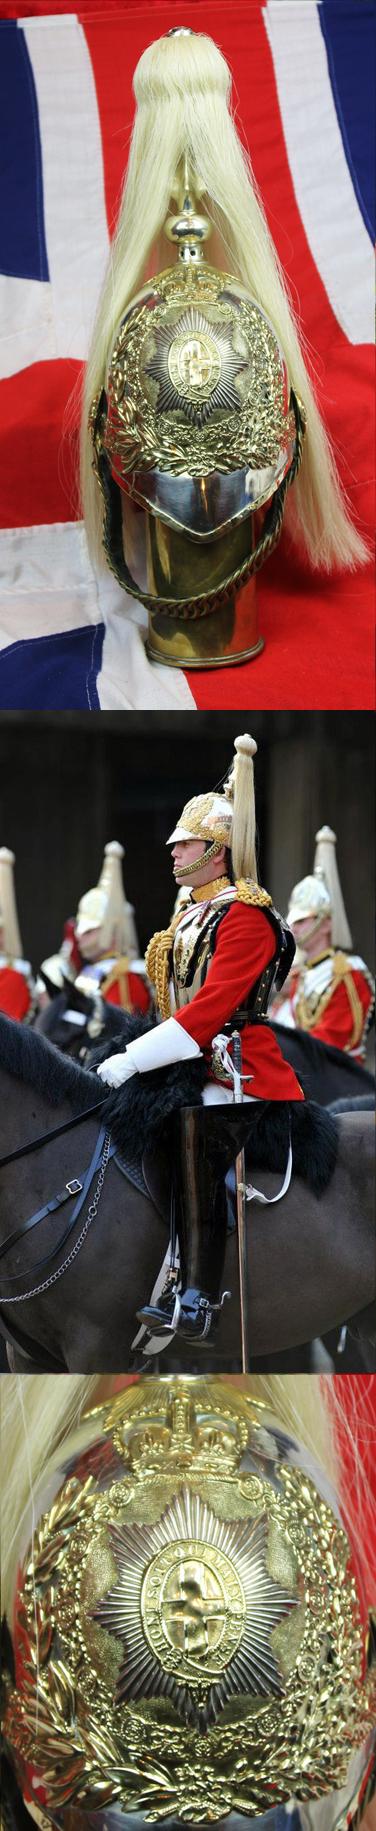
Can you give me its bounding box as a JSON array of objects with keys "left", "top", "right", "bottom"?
[{"left": 0, "top": 1014, "right": 374, "bottom": 1374}]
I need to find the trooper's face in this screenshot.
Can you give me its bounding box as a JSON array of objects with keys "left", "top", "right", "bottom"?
[
  {"left": 78, "top": 927, "right": 103, "bottom": 962},
  {"left": 290, "top": 913, "right": 332, "bottom": 957},
  {"left": 171, "top": 839, "right": 226, "bottom": 887}
]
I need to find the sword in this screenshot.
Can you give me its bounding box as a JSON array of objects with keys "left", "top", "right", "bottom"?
[{"left": 232, "top": 1030, "right": 249, "bottom": 1373}]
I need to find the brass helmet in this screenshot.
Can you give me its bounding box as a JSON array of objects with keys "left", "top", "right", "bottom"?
[
  {"left": 3, "top": 1379, "right": 375, "bottom": 1828},
  {"left": 287, "top": 871, "right": 332, "bottom": 928},
  {"left": 288, "top": 826, "right": 353, "bottom": 951},
  {"left": 90, "top": 160, "right": 306, "bottom": 668}
]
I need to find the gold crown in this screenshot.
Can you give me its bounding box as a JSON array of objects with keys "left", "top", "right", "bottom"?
[
  {"left": 4, "top": 1379, "right": 375, "bottom": 1826},
  {"left": 106, "top": 1388, "right": 249, "bottom": 1475}
]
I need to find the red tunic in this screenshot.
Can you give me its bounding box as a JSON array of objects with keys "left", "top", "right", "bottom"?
[
  {"left": 104, "top": 970, "right": 151, "bottom": 1017},
  {"left": 174, "top": 901, "right": 304, "bottom": 1101},
  {"left": 272, "top": 950, "right": 374, "bottom": 1061},
  {"left": 0, "top": 964, "right": 32, "bottom": 1021},
  {"left": 306, "top": 969, "right": 373, "bottom": 1058}
]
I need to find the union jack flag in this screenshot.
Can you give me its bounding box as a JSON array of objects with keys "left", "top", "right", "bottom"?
[{"left": 0, "top": 1, "right": 373, "bottom": 710}]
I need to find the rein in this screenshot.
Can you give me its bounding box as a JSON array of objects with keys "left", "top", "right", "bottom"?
[
  {"left": 0, "top": 1125, "right": 116, "bottom": 1302},
  {"left": 0, "top": 1098, "right": 106, "bottom": 1170}
]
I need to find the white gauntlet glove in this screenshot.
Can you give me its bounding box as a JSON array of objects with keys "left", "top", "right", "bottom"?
[
  {"left": 96, "top": 1051, "right": 137, "bottom": 1088},
  {"left": 96, "top": 1017, "right": 201, "bottom": 1087}
]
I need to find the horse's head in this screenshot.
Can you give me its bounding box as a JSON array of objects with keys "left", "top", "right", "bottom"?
[
  {"left": 35, "top": 985, "right": 149, "bottom": 1061},
  {"left": 35, "top": 983, "right": 99, "bottom": 1058}
]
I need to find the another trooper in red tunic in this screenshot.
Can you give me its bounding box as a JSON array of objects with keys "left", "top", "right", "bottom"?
[
  {"left": 97, "top": 736, "right": 303, "bottom": 1343},
  {"left": 0, "top": 848, "right": 34, "bottom": 1022},
  {"left": 40, "top": 842, "right": 152, "bottom": 1019},
  {"left": 73, "top": 841, "right": 151, "bottom": 1019},
  {"left": 272, "top": 827, "right": 374, "bottom": 1062}
]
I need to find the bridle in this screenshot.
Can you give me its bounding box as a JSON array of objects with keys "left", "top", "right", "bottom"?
[{"left": 0, "top": 1097, "right": 105, "bottom": 1171}]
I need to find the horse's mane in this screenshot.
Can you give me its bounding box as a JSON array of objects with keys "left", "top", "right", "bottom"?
[
  {"left": 0, "top": 1014, "right": 103, "bottom": 1113},
  {"left": 0, "top": 1012, "right": 152, "bottom": 1123}
]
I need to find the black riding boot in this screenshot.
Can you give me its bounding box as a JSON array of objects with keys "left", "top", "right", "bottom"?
[{"left": 137, "top": 1107, "right": 252, "bottom": 1342}]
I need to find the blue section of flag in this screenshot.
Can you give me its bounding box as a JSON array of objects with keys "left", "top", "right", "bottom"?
[
  {"left": 320, "top": 2, "right": 375, "bottom": 241},
  {"left": 0, "top": 625, "right": 104, "bottom": 710},
  {"left": 0, "top": 21, "right": 49, "bottom": 280}
]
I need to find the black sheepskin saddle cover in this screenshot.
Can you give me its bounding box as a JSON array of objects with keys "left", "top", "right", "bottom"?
[{"left": 90, "top": 1017, "right": 338, "bottom": 1197}]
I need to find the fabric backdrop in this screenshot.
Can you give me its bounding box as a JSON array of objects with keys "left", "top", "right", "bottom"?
[{"left": 0, "top": 0, "right": 374, "bottom": 710}]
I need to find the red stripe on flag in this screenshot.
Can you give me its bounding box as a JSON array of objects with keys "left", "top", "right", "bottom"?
[
  {"left": 2, "top": 1, "right": 266, "bottom": 15},
  {"left": 82, "top": 15, "right": 137, "bottom": 235},
  {"left": 186, "top": 573, "right": 374, "bottom": 711},
  {"left": 0, "top": 361, "right": 82, "bottom": 529}
]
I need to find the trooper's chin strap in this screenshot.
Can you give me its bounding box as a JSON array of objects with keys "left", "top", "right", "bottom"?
[{"left": 174, "top": 840, "right": 224, "bottom": 880}]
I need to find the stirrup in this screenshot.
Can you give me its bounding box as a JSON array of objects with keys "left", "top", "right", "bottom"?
[
  {"left": 136, "top": 1286, "right": 231, "bottom": 1343},
  {"left": 136, "top": 1278, "right": 180, "bottom": 1338}
]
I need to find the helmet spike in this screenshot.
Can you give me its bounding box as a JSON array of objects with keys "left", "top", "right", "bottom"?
[
  {"left": 313, "top": 826, "right": 352, "bottom": 950},
  {"left": 76, "top": 842, "right": 139, "bottom": 958}
]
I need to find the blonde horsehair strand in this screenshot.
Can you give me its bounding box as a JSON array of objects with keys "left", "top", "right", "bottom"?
[
  {"left": 230, "top": 733, "right": 258, "bottom": 882},
  {"left": 80, "top": 32, "right": 368, "bottom": 575}
]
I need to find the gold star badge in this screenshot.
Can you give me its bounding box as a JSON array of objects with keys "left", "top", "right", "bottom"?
[
  {"left": 144, "top": 305, "right": 247, "bottom": 428},
  {"left": 93, "top": 1485, "right": 297, "bottom": 1728}
]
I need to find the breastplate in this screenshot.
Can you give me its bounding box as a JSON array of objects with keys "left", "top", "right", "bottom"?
[
  {"left": 295, "top": 953, "right": 335, "bottom": 1025},
  {"left": 172, "top": 893, "right": 234, "bottom": 1008},
  {"left": 172, "top": 891, "right": 294, "bottom": 1015}
]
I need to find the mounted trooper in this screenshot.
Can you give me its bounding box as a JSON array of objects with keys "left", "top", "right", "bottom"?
[
  {"left": 0, "top": 849, "right": 34, "bottom": 1022},
  {"left": 272, "top": 826, "right": 374, "bottom": 1061},
  {"left": 97, "top": 735, "right": 303, "bottom": 1344},
  {"left": 40, "top": 842, "right": 152, "bottom": 1019}
]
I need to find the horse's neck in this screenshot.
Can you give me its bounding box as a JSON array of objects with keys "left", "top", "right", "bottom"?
[
  {"left": 338, "top": 1108, "right": 374, "bottom": 1159},
  {"left": 0, "top": 1065, "right": 75, "bottom": 1159}
]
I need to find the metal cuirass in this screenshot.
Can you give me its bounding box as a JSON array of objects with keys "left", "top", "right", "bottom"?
[
  {"left": 171, "top": 889, "right": 295, "bottom": 1016},
  {"left": 172, "top": 891, "right": 235, "bottom": 1008}
]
